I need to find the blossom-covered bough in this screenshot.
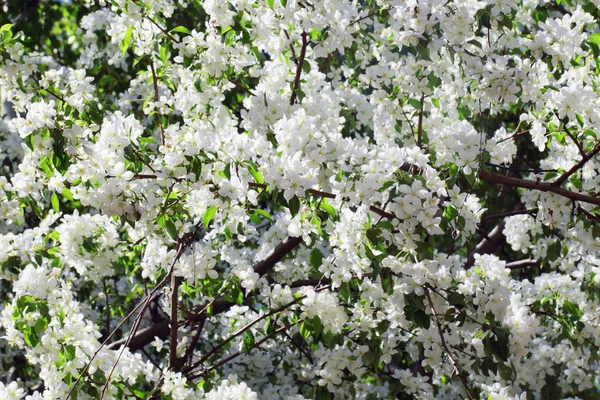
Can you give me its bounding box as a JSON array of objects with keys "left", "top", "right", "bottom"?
[{"left": 1, "top": 0, "right": 600, "bottom": 398}]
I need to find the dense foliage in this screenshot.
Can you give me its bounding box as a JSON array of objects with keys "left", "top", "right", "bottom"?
[{"left": 1, "top": 0, "right": 600, "bottom": 399}]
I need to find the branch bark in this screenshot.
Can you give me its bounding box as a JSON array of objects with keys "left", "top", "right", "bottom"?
[{"left": 479, "top": 170, "right": 600, "bottom": 206}]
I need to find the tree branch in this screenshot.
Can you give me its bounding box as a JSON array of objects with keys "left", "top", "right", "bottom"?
[
  {"left": 290, "top": 31, "right": 308, "bottom": 105},
  {"left": 479, "top": 170, "right": 600, "bottom": 206},
  {"left": 553, "top": 141, "right": 600, "bottom": 187}
]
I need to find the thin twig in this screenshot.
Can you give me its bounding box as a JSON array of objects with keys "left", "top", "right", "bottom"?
[
  {"left": 506, "top": 259, "right": 539, "bottom": 269},
  {"left": 417, "top": 93, "right": 425, "bottom": 148},
  {"left": 481, "top": 208, "right": 537, "bottom": 222},
  {"left": 425, "top": 289, "right": 476, "bottom": 400}
]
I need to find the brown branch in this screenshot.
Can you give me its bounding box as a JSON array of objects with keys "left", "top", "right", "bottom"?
[
  {"left": 506, "top": 259, "right": 539, "bottom": 269},
  {"left": 228, "top": 79, "right": 255, "bottom": 96},
  {"left": 169, "top": 275, "right": 183, "bottom": 371},
  {"left": 479, "top": 170, "right": 600, "bottom": 206},
  {"left": 351, "top": 11, "right": 380, "bottom": 25},
  {"left": 290, "top": 31, "right": 308, "bottom": 106},
  {"left": 253, "top": 236, "right": 303, "bottom": 275},
  {"left": 481, "top": 208, "right": 537, "bottom": 222},
  {"left": 425, "top": 289, "right": 476, "bottom": 400},
  {"left": 553, "top": 141, "right": 600, "bottom": 187},
  {"left": 465, "top": 221, "right": 506, "bottom": 269},
  {"left": 284, "top": 30, "right": 298, "bottom": 65},
  {"left": 496, "top": 129, "right": 530, "bottom": 144},
  {"left": 561, "top": 121, "right": 586, "bottom": 158}
]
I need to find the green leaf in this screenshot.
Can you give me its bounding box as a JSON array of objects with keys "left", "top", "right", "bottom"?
[
  {"left": 255, "top": 209, "right": 273, "bottom": 222},
  {"left": 299, "top": 321, "right": 311, "bottom": 339},
  {"left": 243, "top": 331, "right": 255, "bottom": 353},
  {"left": 302, "top": 60, "right": 311, "bottom": 74},
  {"left": 289, "top": 196, "right": 300, "bottom": 216},
  {"left": 120, "top": 25, "right": 134, "bottom": 57},
  {"left": 589, "top": 33, "right": 600, "bottom": 45},
  {"left": 34, "top": 317, "right": 48, "bottom": 335},
  {"left": 0, "top": 24, "right": 13, "bottom": 34},
  {"left": 592, "top": 226, "right": 600, "bottom": 240},
  {"left": 315, "top": 387, "right": 332, "bottom": 400},
  {"left": 248, "top": 164, "right": 264, "bottom": 184},
  {"left": 339, "top": 282, "right": 350, "bottom": 303},
  {"left": 64, "top": 344, "right": 76, "bottom": 361},
  {"left": 164, "top": 219, "right": 178, "bottom": 240},
  {"left": 24, "top": 327, "right": 40, "bottom": 347},
  {"left": 444, "top": 205, "right": 459, "bottom": 221},
  {"left": 50, "top": 192, "right": 59, "bottom": 213},
  {"left": 320, "top": 202, "right": 336, "bottom": 219},
  {"left": 63, "top": 188, "right": 73, "bottom": 201},
  {"left": 547, "top": 242, "right": 560, "bottom": 262},
  {"left": 267, "top": 0, "right": 275, "bottom": 10},
  {"left": 203, "top": 206, "right": 217, "bottom": 228},
  {"left": 171, "top": 26, "right": 191, "bottom": 34},
  {"left": 309, "top": 248, "right": 324, "bottom": 270},
  {"left": 361, "top": 351, "right": 378, "bottom": 366},
  {"left": 312, "top": 316, "right": 322, "bottom": 338},
  {"left": 414, "top": 310, "right": 431, "bottom": 329}
]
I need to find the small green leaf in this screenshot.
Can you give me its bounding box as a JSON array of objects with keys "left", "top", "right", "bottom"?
[
  {"left": 289, "top": 196, "right": 300, "bottom": 216},
  {"left": 248, "top": 164, "right": 264, "bottom": 184},
  {"left": 34, "top": 317, "right": 48, "bottom": 335},
  {"left": 589, "top": 33, "right": 600, "bottom": 45},
  {"left": 0, "top": 24, "right": 13, "bottom": 33},
  {"left": 171, "top": 26, "right": 191, "bottom": 34},
  {"left": 164, "top": 219, "right": 178, "bottom": 240},
  {"left": 63, "top": 188, "right": 73, "bottom": 201},
  {"left": 444, "top": 205, "right": 459, "bottom": 221},
  {"left": 203, "top": 206, "right": 217, "bottom": 228},
  {"left": 309, "top": 248, "right": 324, "bottom": 270},
  {"left": 255, "top": 209, "right": 273, "bottom": 222},
  {"left": 267, "top": 0, "right": 275, "bottom": 10},
  {"left": 302, "top": 60, "right": 311, "bottom": 74},
  {"left": 51, "top": 192, "right": 59, "bottom": 213},
  {"left": 339, "top": 282, "right": 350, "bottom": 303},
  {"left": 120, "top": 25, "right": 134, "bottom": 57},
  {"left": 243, "top": 331, "right": 255, "bottom": 353},
  {"left": 592, "top": 226, "right": 600, "bottom": 240},
  {"left": 64, "top": 344, "right": 76, "bottom": 361},
  {"left": 361, "top": 351, "right": 378, "bottom": 366},
  {"left": 320, "top": 202, "right": 336, "bottom": 218},
  {"left": 547, "top": 242, "right": 560, "bottom": 262}
]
